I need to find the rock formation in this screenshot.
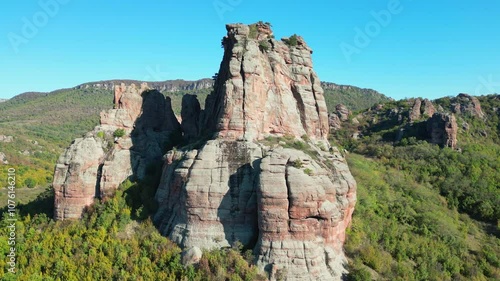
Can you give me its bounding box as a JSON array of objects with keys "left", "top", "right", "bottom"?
[
  {"left": 53, "top": 22, "right": 357, "bottom": 280},
  {"left": 451, "top": 93, "right": 484, "bottom": 118},
  {"left": 336, "top": 104, "right": 350, "bottom": 121},
  {"left": 328, "top": 104, "right": 350, "bottom": 131},
  {"left": 328, "top": 113, "right": 342, "bottom": 130},
  {"left": 154, "top": 22, "right": 356, "bottom": 280},
  {"left": 202, "top": 23, "right": 329, "bottom": 141},
  {"left": 409, "top": 98, "right": 422, "bottom": 122},
  {"left": 422, "top": 98, "right": 436, "bottom": 117},
  {"left": 0, "top": 135, "right": 13, "bottom": 142},
  {"left": 427, "top": 113, "right": 458, "bottom": 149},
  {"left": 54, "top": 83, "right": 180, "bottom": 220}
]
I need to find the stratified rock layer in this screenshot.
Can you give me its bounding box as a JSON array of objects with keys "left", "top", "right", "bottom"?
[{"left": 154, "top": 22, "right": 356, "bottom": 280}]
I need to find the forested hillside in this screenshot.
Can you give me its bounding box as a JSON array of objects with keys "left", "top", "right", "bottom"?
[{"left": 332, "top": 95, "right": 500, "bottom": 280}]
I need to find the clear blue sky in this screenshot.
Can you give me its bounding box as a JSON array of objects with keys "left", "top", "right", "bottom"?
[{"left": 1, "top": 0, "right": 499, "bottom": 100}]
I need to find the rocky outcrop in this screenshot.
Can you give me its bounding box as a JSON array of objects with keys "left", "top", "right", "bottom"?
[
  {"left": 409, "top": 98, "right": 422, "bottom": 122},
  {"left": 427, "top": 113, "right": 458, "bottom": 149},
  {"left": 451, "top": 93, "right": 484, "bottom": 118},
  {"left": 422, "top": 99, "right": 436, "bottom": 117},
  {"left": 53, "top": 137, "right": 106, "bottom": 220},
  {"left": 328, "top": 104, "right": 350, "bottom": 131},
  {"left": 336, "top": 104, "right": 350, "bottom": 121},
  {"left": 203, "top": 23, "right": 329, "bottom": 141},
  {"left": 0, "top": 135, "right": 13, "bottom": 142},
  {"left": 154, "top": 22, "right": 356, "bottom": 280},
  {"left": 328, "top": 113, "right": 342, "bottom": 131},
  {"left": 0, "top": 152, "right": 8, "bottom": 164},
  {"left": 54, "top": 83, "right": 180, "bottom": 220}
]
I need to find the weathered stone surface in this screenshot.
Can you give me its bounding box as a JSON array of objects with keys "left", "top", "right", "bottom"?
[
  {"left": 182, "top": 247, "right": 203, "bottom": 266},
  {"left": 255, "top": 147, "right": 356, "bottom": 280},
  {"left": 423, "top": 99, "right": 436, "bottom": 117},
  {"left": 155, "top": 140, "right": 262, "bottom": 249},
  {"left": 409, "top": 98, "right": 422, "bottom": 122},
  {"left": 155, "top": 23, "right": 357, "bottom": 280},
  {"left": 0, "top": 152, "right": 8, "bottom": 164},
  {"left": 452, "top": 93, "right": 485, "bottom": 118},
  {"left": 53, "top": 137, "right": 105, "bottom": 220},
  {"left": 335, "top": 104, "right": 350, "bottom": 121},
  {"left": 54, "top": 83, "right": 180, "bottom": 220},
  {"left": 0, "top": 135, "right": 13, "bottom": 142},
  {"left": 328, "top": 113, "right": 342, "bottom": 131},
  {"left": 203, "top": 23, "right": 329, "bottom": 141},
  {"left": 427, "top": 113, "right": 458, "bottom": 149}
]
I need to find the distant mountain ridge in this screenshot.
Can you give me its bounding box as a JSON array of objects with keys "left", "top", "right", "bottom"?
[
  {"left": 74, "top": 78, "right": 214, "bottom": 92},
  {"left": 9, "top": 79, "right": 390, "bottom": 106}
]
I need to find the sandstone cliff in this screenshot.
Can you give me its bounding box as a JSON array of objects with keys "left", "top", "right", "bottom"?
[{"left": 154, "top": 22, "right": 356, "bottom": 280}]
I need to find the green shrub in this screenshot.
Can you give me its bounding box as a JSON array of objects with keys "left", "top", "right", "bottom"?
[
  {"left": 303, "top": 168, "right": 313, "bottom": 176},
  {"left": 96, "top": 131, "right": 105, "bottom": 139},
  {"left": 258, "top": 40, "right": 270, "bottom": 52},
  {"left": 24, "top": 177, "right": 37, "bottom": 188},
  {"left": 249, "top": 24, "right": 258, "bottom": 39},
  {"left": 113, "top": 128, "right": 126, "bottom": 138},
  {"left": 284, "top": 34, "right": 298, "bottom": 47},
  {"left": 291, "top": 159, "right": 303, "bottom": 168}
]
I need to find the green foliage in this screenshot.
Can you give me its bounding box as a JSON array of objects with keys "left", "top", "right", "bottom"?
[
  {"left": 303, "top": 168, "right": 313, "bottom": 176},
  {"left": 284, "top": 34, "right": 298, "bottom": 47},
  {"left": 344, "top": 154, "right": 500, "bottom": 280},
  {"left": 291, "top": 159, "right": 303, "bottom": 168},
  {"left": 323, "top": 86, "right": 391, "bottom": 113},
  {"left": 96, "top": 131, "right": 105, "bottom": 139},
  {"left": 113, "top": 128, "right": 126, "bottom": 138},
  {"left": 249, "top": 24, "right": 258, "bottom": 39},
  {"left": 24, "top": 177, "right": 37, "bottom": 188},
  {"left": 0, "top": 178, "right": 265, "bottom": 280},
  {"left": 258, "top": 40, "right": 270, "bottom": 52}
]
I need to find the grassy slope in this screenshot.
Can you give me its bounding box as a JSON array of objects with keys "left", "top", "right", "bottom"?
[{"left": 323, "top": 87, "right": 391, "bottom": 113}]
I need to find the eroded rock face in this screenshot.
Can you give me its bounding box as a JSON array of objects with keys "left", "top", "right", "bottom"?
[
  {"left": 409, "top": 98, "right": 422, "bottom": 122},
  {"left": 53, "top": 137, "right": 105, "bottom": 220},
  {"left": 423, "top": 99, "right": 436, "bottom": 117},
  {"left": 336, "top": 104, "right": 350, "bottom": 121},
  {"left": 427, "top": 113, "right": 458, "bottom": 149},
  {"left": 328, "top": 113, "right": 342, "bottom": 131},
  {"left": 452, "top": 93, "right": 484, "bottom": 118},
  {"left": 0, "top": 135, "right": 13, "bottom": 143},
  {"left": 54, "top": 83, "right": 180, "bottom": 220},
  {"left": 155, "top": 22, "right": 356, "bottom": 280},
  {"left": 203, "top": 23, "right": 329, "bottom": 141},
  {"left": 255, "top": 147, "right": 356, "bottom": 280}
]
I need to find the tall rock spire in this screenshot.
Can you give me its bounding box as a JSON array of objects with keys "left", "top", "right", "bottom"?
[{"left": 203, "top": 22, "right": 329, "bottom": 141}]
